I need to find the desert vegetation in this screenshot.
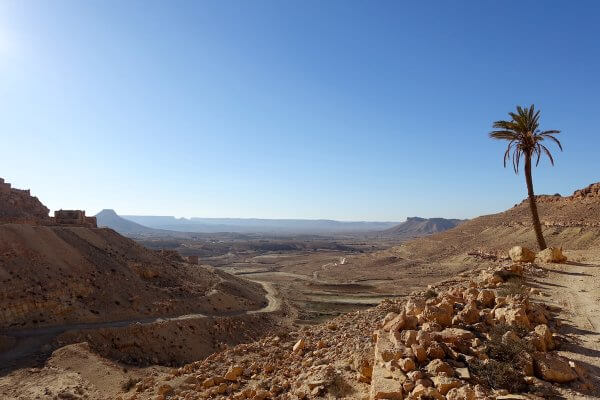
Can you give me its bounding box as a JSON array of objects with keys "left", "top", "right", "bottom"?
[{"left": 490, "top": 104, "right": 563, "bottom": 250}]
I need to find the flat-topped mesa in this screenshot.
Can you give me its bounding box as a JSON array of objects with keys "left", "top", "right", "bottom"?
[
  {"left": 52, "top": 210, "right": 97, "bottom": 228},
  {"left": 0, "top": 177, "right": 51, "bottom": 224}
]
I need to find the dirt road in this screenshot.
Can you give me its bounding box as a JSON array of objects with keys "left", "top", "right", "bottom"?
[
  {"left": 0, "top": 279, "right": 280, "bottom": 367},
  {"left": 534, "top": 251, "right": 600, "bottom": 398}
]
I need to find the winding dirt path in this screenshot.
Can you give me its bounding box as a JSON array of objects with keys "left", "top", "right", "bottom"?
[
  {"left": 0, "top": 280, "right": 280, "bottom": 367},
  {"left": 532, "top": 251, "right": 600, "bottom": 398}
]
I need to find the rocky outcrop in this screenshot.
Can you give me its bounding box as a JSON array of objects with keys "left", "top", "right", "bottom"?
[{"left": 0, "top": 178, "right": 50, "bottom": 224}]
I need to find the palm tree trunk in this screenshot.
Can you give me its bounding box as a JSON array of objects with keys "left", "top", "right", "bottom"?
[{"left": 524, "top": 153, "right": 547, "bottom": 250}]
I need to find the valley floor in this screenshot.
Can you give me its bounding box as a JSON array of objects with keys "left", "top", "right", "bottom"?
[{"left": 2, "top": 249, "right": 600, "bottom": 399}]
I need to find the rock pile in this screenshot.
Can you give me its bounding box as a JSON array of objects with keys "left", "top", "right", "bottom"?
[{"left": 369, "top": 262, "right": 581, "bottom": 400}]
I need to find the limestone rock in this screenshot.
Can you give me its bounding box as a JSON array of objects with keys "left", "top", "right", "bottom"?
[
  {"left": 436, "top": 328, "right": 475, "bottom": 345},
  {"left": 533, "top": 352, "right": 577, "bottom": 383},
  {"left": 446, "top": 385, "right": 476, "bottom": 400},
  {"left": 425, "top": 359, "right": 454, "bottom": 376},
  {"left": 537, "top": 247, "right": 567, "bottom": 263},
  {"left": 494, "top": 306, "right": 531, "bottom": 330},
  {"left": 476, "top": 289, "right": 495, "bottom": 308},
  {"left": 411, "top": 385, "right": 445, "bottom": 400},
  {"left": 431, "top": 376, "right": 462, "bottom": 395},
  {"left": 509, "top": 246, "right": 536, "bottom": 263}
]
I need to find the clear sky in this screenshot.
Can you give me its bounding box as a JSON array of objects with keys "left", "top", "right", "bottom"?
[{"left": 2, "top": 1, "right": 599, "bottom": 221}]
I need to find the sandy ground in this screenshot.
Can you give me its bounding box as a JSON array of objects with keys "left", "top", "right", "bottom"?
[{"left": 532, "top": 250, "right": 600, "bottom": 399}]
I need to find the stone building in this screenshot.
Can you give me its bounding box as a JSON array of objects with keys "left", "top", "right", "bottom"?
[{"left": 53, "top": 210, "right": 97, "bottom": 228}]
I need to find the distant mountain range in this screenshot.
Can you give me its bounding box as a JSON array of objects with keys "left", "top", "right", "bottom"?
[
  {"left": 119, "top": 215, "right": 399, "bottom": 235},
  {"left": 381, "top": 217, "right": 465, "bottom": 238},
  {"left": 96, "top": 210, "right": 464, "bottom": 238}
]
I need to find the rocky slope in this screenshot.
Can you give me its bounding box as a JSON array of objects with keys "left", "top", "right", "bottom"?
[
  {"left": 0, "top": 184, "right": 269, "bottom": 331},
  {"left": 0, "top": 224, "right": 267, "bottom": 330},
  {"left": 0, "top": 178, "right": 50, "bottom": 225}
]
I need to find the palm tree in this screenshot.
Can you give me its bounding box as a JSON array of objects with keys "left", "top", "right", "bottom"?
[{"left": 489, "top": 105, "right": 562, "bottom": 250}]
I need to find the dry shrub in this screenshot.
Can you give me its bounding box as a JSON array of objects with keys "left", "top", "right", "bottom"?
[
  {"left": 423, "top": 288, "right": 438, "bottom": 299},
  {"left": 469, "top": 359, "right": 526, "bottom": 392},
  {"left": 497, "top": 275, "right": 527, "bottom": 297},
  {"left": 468, "top": 323, "right": 531, "bottom": 392}
]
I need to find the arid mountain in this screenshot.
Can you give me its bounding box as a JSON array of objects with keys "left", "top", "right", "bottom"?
[
  {"left": 122, "top": 215, "right": 399, "bottom": 234},
  {"left": 95, "top": 209, "right": 160, "bottom": 235},
  {"left": 381, "top": 216, "right": 465, "bottom": 238}
]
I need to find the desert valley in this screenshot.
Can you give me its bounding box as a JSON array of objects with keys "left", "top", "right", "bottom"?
[
  {"left": 1, "top": 177, "right": 600, "bottom": 399},
  {"left": 3, "top": 2, "right": 600, "bottom": 399}
]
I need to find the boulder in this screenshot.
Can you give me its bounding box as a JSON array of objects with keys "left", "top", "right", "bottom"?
[
  {"left": 537, "top": 247, "right": 567, "bottom": 263},
  {"left": 401, "top": 330, "right": 418, "bottom": 346},
  {"left": 370, "top": 361, "right": 405, "bottom": 399},
  {"left": 398, "top": 357, "right": 416, "bottom": 372},
  {"left": 494, "top": 306, "right": 531, "bottom": 330},
  {"left": 509, "top": 246, "right": 536, "bottom": 263},
  {"left": 476, "top": 289, "right": 495, "bottom": 308},
  {"left": 425, "top": 359, "right": 454, "bottom": 376},
  {"left": 411, "top": 344, "right": 427, "bottom": 363},
  {"left": 456, "top": 301, "right": 480, "bottom": 324},
  {"left": 224, "top": 365, "right": 244, "bottom": 381},
  {"left": 426, "top": 342, "right": 446, "bottom": 360},
  {"left": 533, "top": 352, "right": 577, "bottom": 383},
  {"left": 421, "top": 303, "right": 453, "bottom": 327},
  {"left": 431, "top": 376, "right": 462, "bottom": 395},
  {"left": 436, "top": 328, "right": 475, "bottom": 345},
  {"left": 411, "top": 385, "right": 445, "bottom": 400},
  {"left": 529, "top": 324, "right": 554, "bottom": 352},
  {"left": 446, "top": 385, "right": 476, "bottom": 400},
  {"left": 405, "top": 298, "right": 426, "bottom": 317}
]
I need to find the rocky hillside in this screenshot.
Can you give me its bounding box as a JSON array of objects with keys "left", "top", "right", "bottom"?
[
  {"left": 0, "top": 185, "right": 268, "bottom": 330},
  {"left": 382, "top": 217, "right": 465, "bottom": 238},
  {"left": 389, "top": 182, "right": 600, "bottom": 263},
  {"left": 0, "top": 224, "right": 267, "bottom": 330},
  {"left": 0, "top": 178, "right": 50, "bottom": 225}
]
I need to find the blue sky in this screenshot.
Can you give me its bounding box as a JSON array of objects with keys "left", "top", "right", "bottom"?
[{"left": 1, "top": 1, "right": 599, "bottom": 221}]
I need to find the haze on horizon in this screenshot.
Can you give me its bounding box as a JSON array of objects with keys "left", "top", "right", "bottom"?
[{"left": 2, "top": 1, "right": 600, "bottom": 221}]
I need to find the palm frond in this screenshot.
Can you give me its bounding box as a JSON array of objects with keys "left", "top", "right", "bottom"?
[
  {"left": 540, "top": 144, "right": 555, "bottom": 165},
  {"left": 539, "top": 133, "right": 563, "bottom": 151}
]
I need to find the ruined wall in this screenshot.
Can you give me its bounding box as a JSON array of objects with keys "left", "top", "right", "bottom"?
[
  {"left": 0, "top": 178, "right": 51, "bottom": 224},
  {"left": 53, "top": 210, "right": 97, "bottom": 228}
]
